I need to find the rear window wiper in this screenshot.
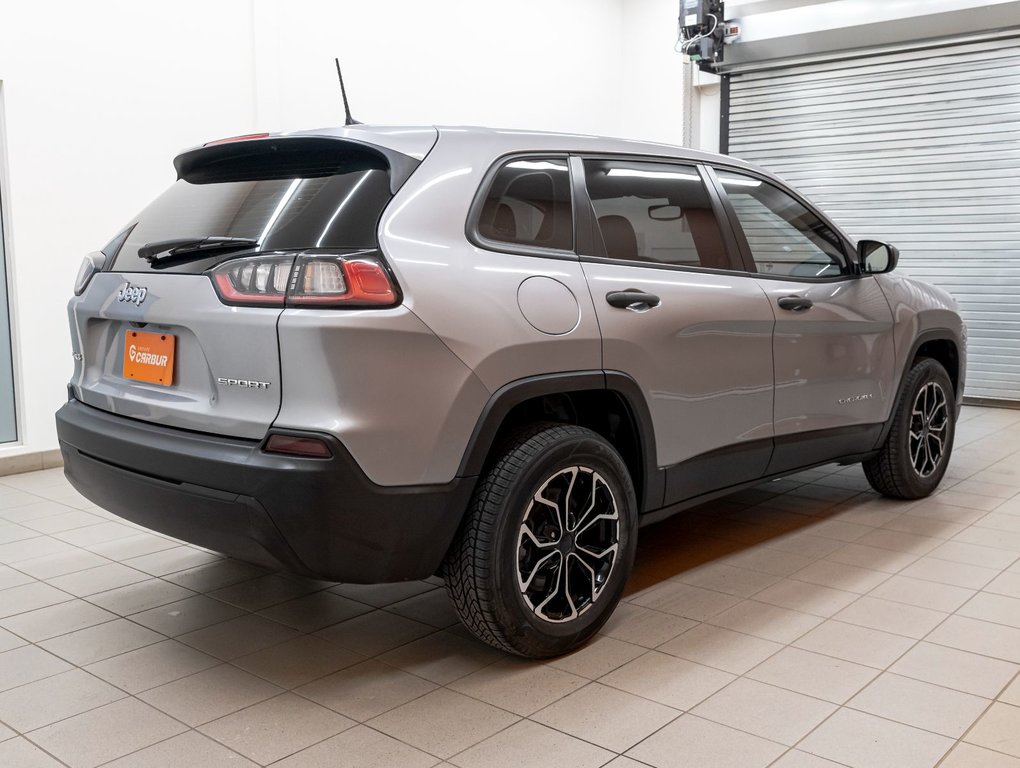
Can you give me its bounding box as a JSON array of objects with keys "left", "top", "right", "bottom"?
[{"left": 138, "top": 237, "right": 260, "bottom": 267}]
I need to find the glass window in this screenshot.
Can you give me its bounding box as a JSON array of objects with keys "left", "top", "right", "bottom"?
[
  {"left": 717, "top": 171, "right": 846, "bottom": 278},
  {"left": 582, "top": 159, "right": 733, "bottom": 270},
  {"left": 476, "top": 158, "right": 573, "bottom": 251},
  {"left": 111, "top": 169, "right": 393, "bottom": 274}
]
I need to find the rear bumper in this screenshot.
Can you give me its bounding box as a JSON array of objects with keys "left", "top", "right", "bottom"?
[{"left": 55, "top": 399, "right": 473, "bottom": 582}]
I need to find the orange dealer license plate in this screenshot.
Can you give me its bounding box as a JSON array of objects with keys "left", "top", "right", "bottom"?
[{"left": 123, "top": 330, "right": 175, "bottom": 386}]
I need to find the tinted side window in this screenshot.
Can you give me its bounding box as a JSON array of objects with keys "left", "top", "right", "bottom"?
[
  {"left": 477, "top": 158, "right": 573, "bottom": 251},
  {"left": 582, "top": 159, "right": 734, "bottom": 270},
  {"left": 717, "top": 171, "right": 846, "bottom": 278}
]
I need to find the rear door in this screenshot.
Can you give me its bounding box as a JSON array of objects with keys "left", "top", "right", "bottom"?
[
  {"left": 576, "top": 156, "right": 776, "bottom": 505},
  {"left": 69, "top": 139, "right": 402, "bottom": 439},
  {"left": 708, "top": 167, "right": 896, "bottom": 473}
]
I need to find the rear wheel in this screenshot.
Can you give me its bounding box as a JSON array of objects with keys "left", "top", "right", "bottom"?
[
  {"left": 444, "top": 423, "right": 637, "bottom": 658},
  {"left": 864, "top": 358, "right": 956, "bottom": 499}
]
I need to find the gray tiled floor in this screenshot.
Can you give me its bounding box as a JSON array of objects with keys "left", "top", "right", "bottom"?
[{"left": 2, "top": 405, "right": 1020, "bottom": 766}]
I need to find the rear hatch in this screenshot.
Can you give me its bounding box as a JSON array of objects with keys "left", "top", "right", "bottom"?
[{"left": 68, "top": 134, "right": 420, "bottom": 439}]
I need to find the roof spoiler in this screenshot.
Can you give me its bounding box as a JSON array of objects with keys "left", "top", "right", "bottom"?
[{"left": 173, "top": 135, "right": 419, "bottom": 195}]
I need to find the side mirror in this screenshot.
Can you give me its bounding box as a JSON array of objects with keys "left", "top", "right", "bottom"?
[{"left": 858, "top": 240, "right": 899, "bottom": 274}]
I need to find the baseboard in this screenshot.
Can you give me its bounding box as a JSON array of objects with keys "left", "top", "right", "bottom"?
[
  {"left": 0, "top": 449, "right": 63, "bottom": 478},
  {"left": 963, "top": 396, "right": 1020, "bottom": 410}
]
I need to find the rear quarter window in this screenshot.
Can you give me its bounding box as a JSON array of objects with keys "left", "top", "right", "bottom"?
[{"left": 475, "top": 157, "right": 573, "bottom": 252}]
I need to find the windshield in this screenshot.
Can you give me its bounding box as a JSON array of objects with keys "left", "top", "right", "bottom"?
[{"left": 110, "top": 168, "right": 392, "bottom": 274}]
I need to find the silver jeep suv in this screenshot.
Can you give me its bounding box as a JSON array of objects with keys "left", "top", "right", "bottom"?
[{"left": 57, "top": 126, "right": 965, "bottom": 657}]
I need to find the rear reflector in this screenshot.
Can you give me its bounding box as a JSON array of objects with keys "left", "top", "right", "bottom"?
[{"left": 264, "top": 434, "right": 332, "bottom": 458}]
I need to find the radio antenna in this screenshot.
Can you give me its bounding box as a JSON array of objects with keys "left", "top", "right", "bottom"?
[{"left": 334, "top": 58, "right": 361, "bottom": 126}]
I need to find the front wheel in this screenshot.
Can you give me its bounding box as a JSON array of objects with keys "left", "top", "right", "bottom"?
[
  {"left": 864, "top": 358, "right": 956, "bottom": 499},
  {"left": 444, "top": 424, "right": 637, "bottom": 658}
]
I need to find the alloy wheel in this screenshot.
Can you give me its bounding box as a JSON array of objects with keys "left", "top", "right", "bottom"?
[
  {"left": 516, "top": 466, "right": 620, "bottom": 623},
  {"left": 910, "top": 381, "right": 949, "bottom": 478}
]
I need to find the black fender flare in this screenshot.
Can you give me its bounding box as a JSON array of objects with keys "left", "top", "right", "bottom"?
[
  {"left": 456, "top": 370, "right": 664, "bottom": 512},
  {"left": 874, "top": 329, "right": 963, "bottom": 450}
]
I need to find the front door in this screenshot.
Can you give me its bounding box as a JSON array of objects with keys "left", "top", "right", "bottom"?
[{"left": 710, "top": 167, "right": 896, "bottom": 474}]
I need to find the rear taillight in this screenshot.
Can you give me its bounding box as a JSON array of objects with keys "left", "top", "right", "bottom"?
[{"left": 208, "top": 252, "right": 399, "bottom": 308}]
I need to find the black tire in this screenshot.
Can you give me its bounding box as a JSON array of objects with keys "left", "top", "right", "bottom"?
[
  {"left": 864, "top": 358, "right": 956, "bottom": 499},
  {"left": 444, "top": 423, "right": 637, "bottom": 658}
]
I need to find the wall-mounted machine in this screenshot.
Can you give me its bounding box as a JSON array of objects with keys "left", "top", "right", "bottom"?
[{"left": 679, "top": 0, "right": 739, "bottom": 71}]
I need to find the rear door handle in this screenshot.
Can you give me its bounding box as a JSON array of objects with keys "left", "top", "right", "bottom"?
[
  {"left": 777, "top": 295, "right": 813, "bottom": 312},
  {"left": 606, "top": 290, "right": 661, "bottom": 310}
]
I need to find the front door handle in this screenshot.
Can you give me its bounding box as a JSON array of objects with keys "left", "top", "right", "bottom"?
[
  {"left": 606, "top": 290, "right": 661, "bottom": 311},
  {"left": 777, "top": 295, "right": 813, "bottom": 312}
]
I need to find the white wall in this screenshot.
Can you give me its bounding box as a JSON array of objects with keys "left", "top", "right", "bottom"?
[{"left": 0, "top": 0, "right": 689, "bottom": 458}]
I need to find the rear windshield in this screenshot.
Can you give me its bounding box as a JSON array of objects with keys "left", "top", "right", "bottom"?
[{"left": 109, "top": 168, "right": 392, "bottom": 273}]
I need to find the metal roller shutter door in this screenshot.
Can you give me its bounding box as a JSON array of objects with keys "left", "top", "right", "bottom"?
[{"left": 728, "top": 36, "right": 1020, "bottom": 402}]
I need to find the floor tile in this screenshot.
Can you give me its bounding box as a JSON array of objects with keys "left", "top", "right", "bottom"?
[
  {"left": 257, "top": 591, "right": 371, "bottom": 632},
  {"left": 600, "top": 603, "right": 696, "bottom": 647},
  {"left": 600, "top": 650, "right": 735, "bottom": 710},
  {"left": 826, "top": 542, "right": 919, "bottom": 573},
  {"left": 657, "top": 623, "right": 782, "bottom": 674},
  {"left": 379, "top": 629, "right": 505, "bottom": 685},
  {"left": 0, "top": 737, "right": 66, "bottom": 767},
  {"left": 384, "top": 589, "right": 468, "bottom": 629},
  {"left": 692, "top": 678, "right": 836, "bottom": 745},
  {"left": 677, "top": 563, "right": 781, "bottom": 597},
  {"left": 848, "top": 672, "right": 989, "bottom": 737},
  {"left": 177, "top": 613, "right": 300, "bottom": 660},
  {"left": 124, "top": 546, "right": 221, "bottom": 577},
  {"left": 0, "top": 644, "right": 72, "bottom": 692},
  {"left": 39, "top": 618, "right": 163, "bottom": 666},
  {"left": 0, "top": 581, "right": 70, "bottom": 618},
  {"left": 985, "top": 571, "right": 1020, "bottom": 599},
  {"left": 329, "top": 580, "right": 437, "bottom": 608},
  {"left": 927, "top": 615, "right": 1020, "bottom": 663},
  {"left": 232, "top": 634, "right": 363, "bottom": 689},
  {"left": 626, "top": 714, "right": 785, "bottom": 768},
  {"left": 0, "top": 668, "right": 124, "bottom": 731},
  {"left": 752, "top": 579, "right": 859, "bottom": 617},
  {"left": 534, "top": 681, "right": 679, "bottom": 752},
  {"left": 452, "top": 718, "right": 612, "bottom": 768},
  {"left": 899, "top": 556, "right": 999, "bottom": 589},
  {"left": 129, "top": 594, "right": 245, "bottom": 636},
  {"left": 0, "top": 599, "right": 116, "bottom": 642},
  {"left": 959, "top": 592, "right": 1020, "bottom": 628},
  {"left": 799, "top": 708, "right": 953, "bottom": 768},
  {"left": 867, "top": 574, "right": 975, "bottom": 612},
  {"left": 47, "top": 562, "right": 149, "bottom": 597},
  {"left": 940, "top": 743, "right": 1020, "bottom": 768},
  {"left": 161, "top": 559, "right": 267, "bottom": 592},
  {"left": 269, "top": 724, "right": 438, "bottom": 768},
  {"left": 708, "top": 599, "right": 823, "bottom": 644},
  {"left": 86, "top": 577, "right": 195, "bottom": 617},
  {"left": 769, "top": 750, "right": 850, "bottom": 768},
  {"left": 793, "top": 620, "right": 914, "bottom": 668},
  {"left": 965, "top": 702, "right": 1020, "bottom": 758},
  {"left": 138, "top": 663, "right": 282, "bottom": 726},
  {"left": 546, "top": 635, "right": 645, "bottom": 680},
  {"left": 316, "top": 610, "right": 435, "bottom": 656},
  {"left": 15, "top": 549, "right": 109, "bottom": 580},
  {"left": 831, "top": 596, "right": 946, "bottom": 638},
  {"left": 368, "top": 688, "right": 518, "bottom": 759},
  {"left": 296, "top": 659, "right": 437, "bottom": 721},
  {"left": 792, "top": 559, "right": 890, "bottom": 593},
  {"left": 85, "top": 639, "right": 219, "bottom": 693},
  {"left": 448, "top": 658, "right": 586, "bottom": 716},
  {"left": 0, "top": 626, "right": 24, "bottom": 653},
  {"left": 890, "top": 641, "right": 1020, "bottom": 697},
  {"left": 928, "top": 540, "right": 1018, "bottom": 569},
  {"left": 87, "top": 533, "right": 177, "bottom": 561},
  {"left": 746, "top": 646, "right": 878, "bottom": 703},
  {"left": 99, "top": 730, "right": 258, "bottom": 768},
  {"left": 629, "top": 581, "right": 742, "bottom": 621},
  {"left": 28, "top": 697, "right": 187, "bottom": 768},
  {"left": 199, "top": 692, "right": 355, "bottom": 764}
]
